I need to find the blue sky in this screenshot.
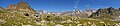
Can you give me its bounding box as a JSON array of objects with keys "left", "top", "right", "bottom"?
[{"left": 0, "top": 0, "right": 120, "bottom": 12}]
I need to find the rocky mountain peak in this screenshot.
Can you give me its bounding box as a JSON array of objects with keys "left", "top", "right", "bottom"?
[
  {"left": 73, "top": 10, "right": 81, "bottom": 12},
  {"left": 15, "top": 2, "right": 36, "bottom": 13},
  {"left": 6, "top": 4, "right": 16, "bottom": 9},
  {"left": 17, "top": 2, "right": 29, "bottom": 7},
  {"left": 4, "top": 2, "right": 36, "bottom": 13}
]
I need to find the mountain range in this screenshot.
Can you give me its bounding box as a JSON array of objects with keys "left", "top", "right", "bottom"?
[{"left": 0, "top": 2, "right": 120, "bottom": 26}]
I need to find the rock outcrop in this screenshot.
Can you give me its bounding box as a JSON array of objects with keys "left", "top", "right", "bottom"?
[
  {"left": 6, "top": 4, "right": 16, "bottom": 10},
  {"left": 89, "top": 7, "right": 120, "bottom": 19}
]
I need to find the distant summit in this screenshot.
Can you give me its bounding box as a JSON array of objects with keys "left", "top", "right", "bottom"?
[
  {"left": 37, "top": 10, "right": 47, "bottom": 14},
  {"left": 0, "top": 6, "right": 4, "bottom": 9}
]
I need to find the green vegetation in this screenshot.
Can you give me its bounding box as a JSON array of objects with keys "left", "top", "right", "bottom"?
[
  {"left": 0, "top": 2, "right": 119, "bottom": 26},
  {"left": 0, "top": 10, "right": 119, "bottom": 26}
]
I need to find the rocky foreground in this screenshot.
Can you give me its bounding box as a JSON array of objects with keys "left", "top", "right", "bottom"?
[{"left": 0, "top": 2, "right": 120, "bottom": 26}]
